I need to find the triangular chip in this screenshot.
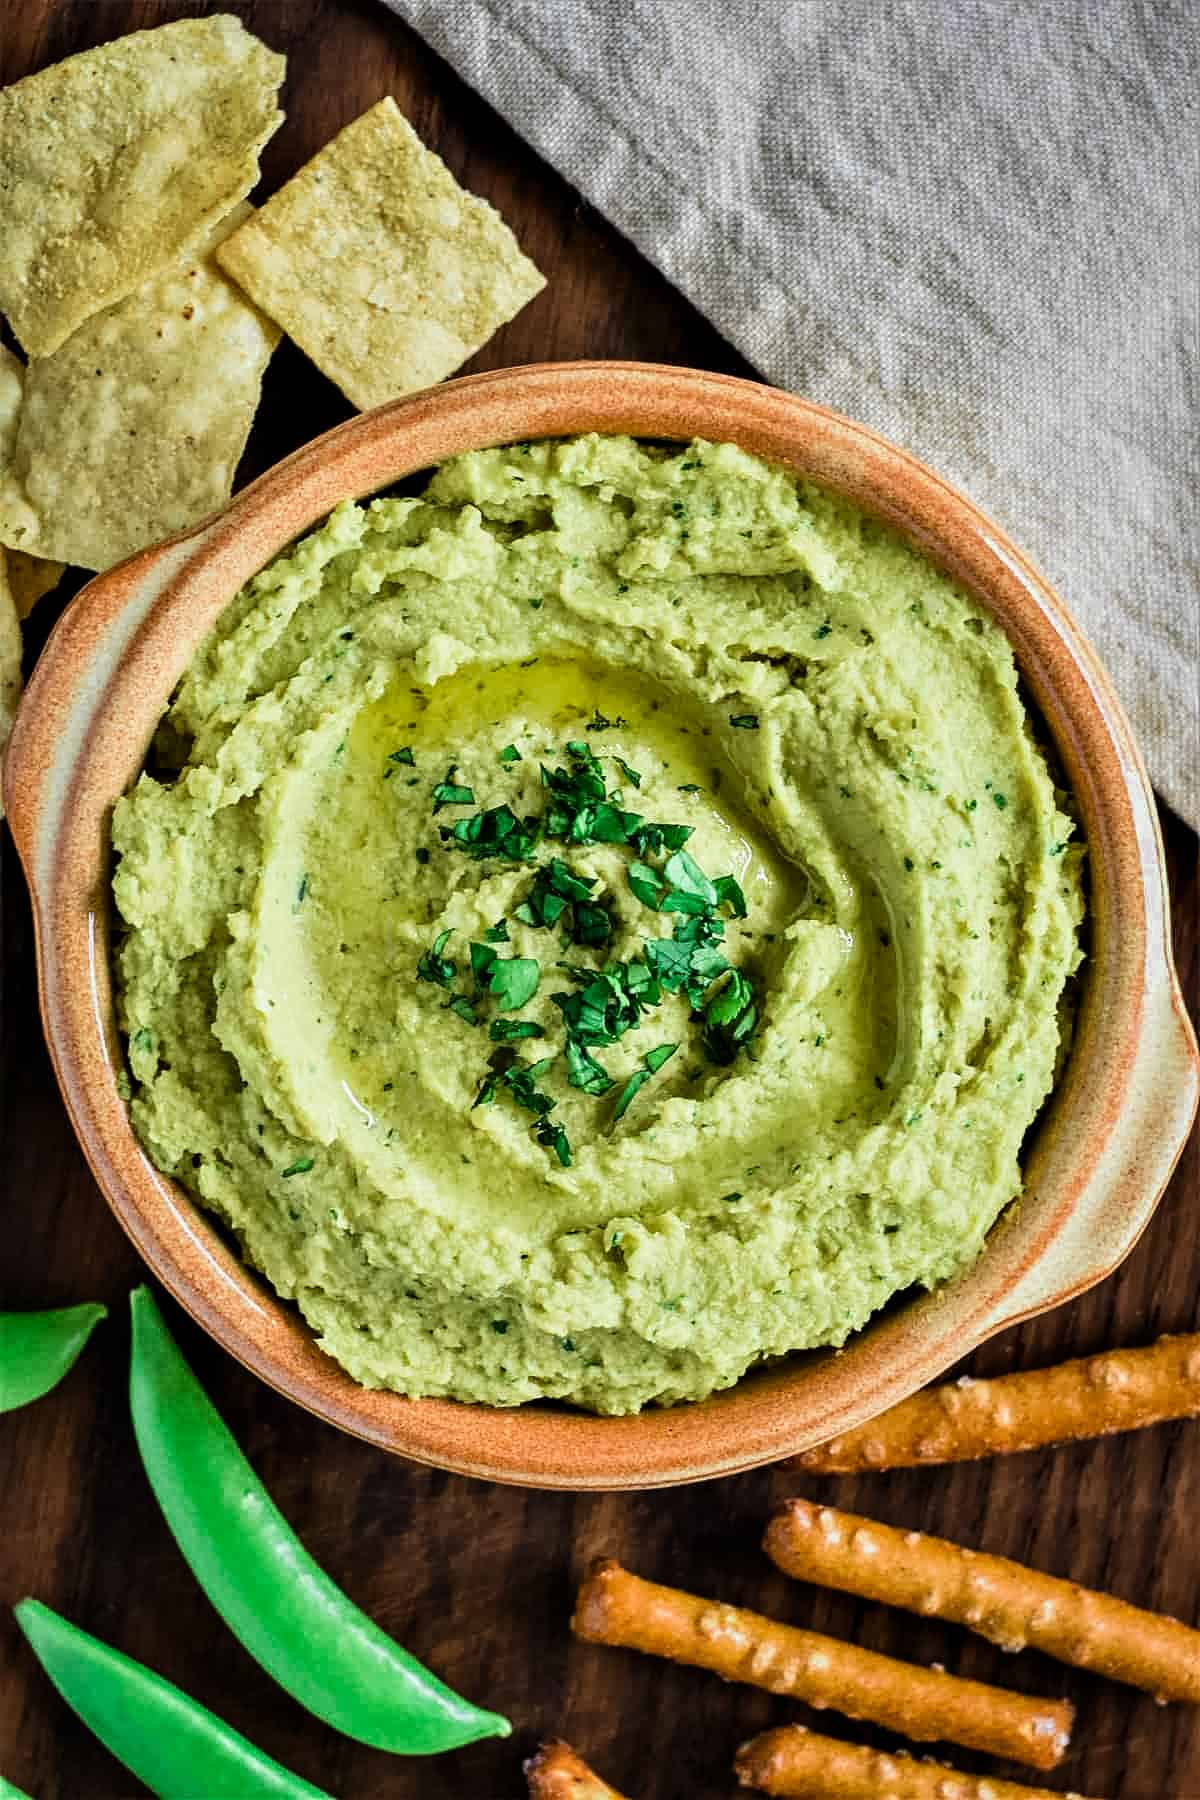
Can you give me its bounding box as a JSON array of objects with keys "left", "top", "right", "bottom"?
[
  {"left": 0, "top": 550, "right": 22, "bottom": 820},
  {"left": 0, "top": 15, "right": 285, "bottom": 356},
  {"left": 216, "top": 97, "right": 545, "bottom": 411},
  {"left": 0, "top": 208, "right": 280, "bottom": 573},
  {"left": 4, "top": 550, "right": 66, "bottom": 621}
]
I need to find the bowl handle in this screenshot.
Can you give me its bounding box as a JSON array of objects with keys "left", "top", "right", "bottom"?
[{"left": 974, "top": 975, "right": 1197, "bottom": 1334}]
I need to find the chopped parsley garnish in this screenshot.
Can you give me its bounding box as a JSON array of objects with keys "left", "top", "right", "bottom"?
[
  {"left": 659, "top": 848, "right": 717, "bottom": 914},
  {"left": 389, "top": 746, "right": 416, "bottom": 767},
  {"left": 442, "top": 803, "right": 541, "bottom": 861},
  {"left": 281, "top": 1157, "right": 314, "bottom": 1178},
  {"left": 535, "top": 1119, "right": 572, "bottom": 1166},
  {"left": 552, "top": 963, "right": 662, "bottom": 1047},
  {"left": 469, "top": 945, "right": 541, "bottom": 1012},
  {"left": 415, "top": 847, "right": 430, "bottom": 865},
  {"left": 612, "top": 1042, "right": 678, "bottom": 1121},
  {"left": 415, "top": 730, "right": 762, "bottom": 1161},
  {"left": 713, "top": 874, "right": 747, "bottom": 917},
  {"left": 294, "top": 873, "right": 309, "bottom": 907},
  {"left": 701, "top": 969, "right": 757, "bottom": 1065},
  {"left": 565, "top": 1036, "right": 615, "bottom": 1095},
  {"left": 515, "top": 858, "right": 615, "bottom": 948},
  {"left": 813, "top": 619, "right": 832, "bottom": 640},
  {"left": 489, "top": 1018, "right": 542, "bottom": 1042},
  {"left": 585, "top": 710, "right": 627, "bottom": 732},
  {"left": 729, "top": 713, "right": 760, "bottom": 729},
  {"left": 473, "top": 1052, "right": 556, "bottom": 1115},
  {"left": 720, "top": 1191, "right": 742, "bottom": 1203},
  {"left": 431, "top": 767, "right": 476, "bottom": 812},
  {"left": 416, "top": 927, "right": 456, "bottom": 988},
  {"left": 677, "top": 782, "right": 702, "bottom": 794},
  {"left": 992, "top": 791, "right": 1008, "bottom": 809}
]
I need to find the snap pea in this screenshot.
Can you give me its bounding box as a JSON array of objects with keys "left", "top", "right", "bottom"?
[
  {"left": 129, "top": 1286, "right": 511, "bottom": 1754},
  {"left": 14, "top": 1600, "right": 331, "bottom": 1800},
  {"left": 0, "top": 1775, "right": 32, "bottom": 1798},
  {"left": 0, "top": 1303, "right": 107, "bottom": 1412}
]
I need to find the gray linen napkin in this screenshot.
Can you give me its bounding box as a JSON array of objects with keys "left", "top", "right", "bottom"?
[{"left": 385, "top": 0, "right": 1199, "bottom": 826}]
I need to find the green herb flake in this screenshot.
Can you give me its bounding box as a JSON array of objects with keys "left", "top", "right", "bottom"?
[
  {"left": 388, "top": 747, "right": 416, "bottom": 767},
  {"left": 417, "top": 928, "right": 456, "bottom": 988},
  {"left": 535, "top": 1118, "right": 572, "bottom": 1166},
  {"left": 431, "top": 767, "right": 476, "bottom": 813},
  {"left": 486, "top": 955, "right": 541, "bottom": 1012},
  {"left": 661, "top": 848, "right": 718, "bottom": 914},
  {"left": 992, "top": 791, "right": 1008, "bottom": 809},
  {"left": 415, "top": 847, "right": 431, "bottom": 865},
  {"left": 565, "top": 1036, "right": 615, "bottom": 1096},
  {"left": 729, "top": 713, "right": 760, "bottom": 730},
  {"left": 713, "top": 874, "right": 748, "bottom": 918},
  {"left": 281, "top": 1156, "right": 314, "bottom": 1178},
  {"left": 614, "top": 756, "right": 643, "bottom": 788},
  {"left": 613, "top": 1042, "right": 678, "bottom": 1121},
  {"left": 498, "top": 745, "right": 522, "bottom": 764},
  {"left": 628, "top": 859, "right": 666, "bottom": 910},
  {"left": 489, "top": 1019, "right": 542, "bottom": 1042}
]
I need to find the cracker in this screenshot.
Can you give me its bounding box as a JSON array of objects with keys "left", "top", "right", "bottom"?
[
  {"left": 216, "top": 96, "right": 545, "bottom": 411},
  {"left": 0, "top": 550, "right": 23, "bottom": 819},
  {"left": 0, "top": 209, "right": 280, "bottom": 573},
  {"left": 0, "top": 15, "right": 285, "bottom": 356}
]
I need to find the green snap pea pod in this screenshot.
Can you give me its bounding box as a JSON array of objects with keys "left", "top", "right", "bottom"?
[
  {"left": 0, "top": 1303, "right": 107, "bottom": 1412},
  {"left": 14, "top": 1600, "right": 331, "bottom": 1800},
  {"left": 129, "top": 1286, "right": 511, "bottom": 1755},
  {"left": 0, "top": 1775, "right": 33, "bottom": 1798}
]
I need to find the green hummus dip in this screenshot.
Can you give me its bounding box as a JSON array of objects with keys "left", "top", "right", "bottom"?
[{"left": 112, "top": 435, "right": 1084, "bottom": 1414}]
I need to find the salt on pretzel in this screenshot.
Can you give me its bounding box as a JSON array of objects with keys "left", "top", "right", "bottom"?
[
  {"left": 734, "top": 1724, "right": 1101, "bottom": 1798},
  {"left": 572, "top": 1559, "right": 1072, "bottom": 1771},
  {"left": 765, "top": 1498, "right": 1200, "bottom": 1705},
  {"left": 787, "top": 1334, "right": 1200, "bottom": 1473}
]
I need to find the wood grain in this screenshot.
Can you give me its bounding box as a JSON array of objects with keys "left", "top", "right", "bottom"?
[{"left": 1, "top": 5, "right": 1196, "bottom": 1797}]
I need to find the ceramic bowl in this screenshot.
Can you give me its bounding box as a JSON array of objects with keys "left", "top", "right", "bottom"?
[{"left": 6, "top": 363, "right": 1197, "bottom": 1489}]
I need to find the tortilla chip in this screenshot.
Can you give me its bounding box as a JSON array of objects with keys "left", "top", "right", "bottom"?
[
  {"left": 0, "top": 551, "right": 23, "bottom": 820},
  {"left": 0, "top": 15, "right": 285, "bottom": 357},
  {"left": 216, "top": 96, "right": 546, "bottom": 411},
  {"left": 5, "top": 549, "right": 66, "bottom": 620},
  {"left": 0, "top": 208, "right": 280, "bottom": 573}
]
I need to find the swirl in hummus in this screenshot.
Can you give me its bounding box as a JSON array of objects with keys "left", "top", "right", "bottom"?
[{"left": 112, "top": 436, "right": 1085, "bottom": 1413}]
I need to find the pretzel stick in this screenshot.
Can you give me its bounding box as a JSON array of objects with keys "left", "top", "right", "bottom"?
[
  {"left": 734, "top": 1725, "right": 1101, "bottom": 1799},
  {"left": 572, "top": 1559, "right": 1072, "bottom": 1771},
  {"left": 526, "top": 1740, "right": 629, "bottom": 1799},
  {"left": 765, "top": 1498, "right": 1200, "bottom": 1705},
  {"left": 786, "top": 1334, "right": 1200, "bottom": 1473}
]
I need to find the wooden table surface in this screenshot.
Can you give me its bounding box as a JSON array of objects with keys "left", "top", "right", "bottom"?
[{"left": 2, "top": 5, "right": 1197, "bottom": 1797}]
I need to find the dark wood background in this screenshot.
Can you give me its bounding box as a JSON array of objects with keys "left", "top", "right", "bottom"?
[{"left": 2, "top": 5, "right": 1197, "bottom": 1796}]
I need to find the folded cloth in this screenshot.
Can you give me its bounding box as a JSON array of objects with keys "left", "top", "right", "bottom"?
[{"left": 385, "top": 0, "right": 1199, "bottom": 826}]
